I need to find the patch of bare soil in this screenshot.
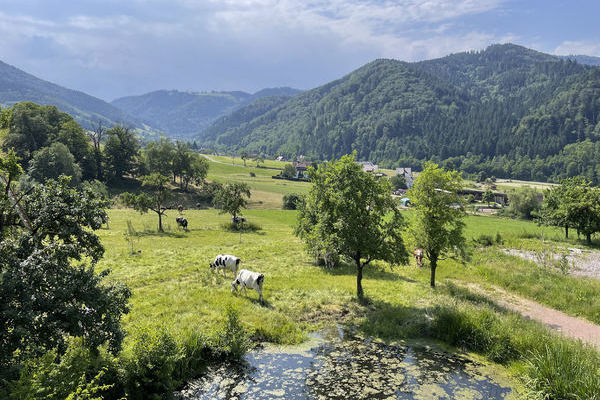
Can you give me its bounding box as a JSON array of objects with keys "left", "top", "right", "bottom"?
[
  {"left": 462, "top": 282, "right": 600, "bottom": 349},
  {"left": 504, "top": 247, "right": 600, "bottom": 279}
]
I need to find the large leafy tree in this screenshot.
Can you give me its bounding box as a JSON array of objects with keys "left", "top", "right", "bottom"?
[
  {"left": 28, "top": 142, "right": 82, "bottom": 186},
  {"left": 537, "top": 177, "right": 586, "bottom": 238},
  {"left": 122, "top": 173, "right": 172, "bottom": 232},
  {"left": 213, "top": 182, "right": 251, "bottom": 220},
  {"left": 0, "top": 167, "right": 131, "bottom": 366},
  {"left": 103, "top": 125, "right": 140, "bottom": 181},
  {"left": 55, "top": 119, "right": 96, "bottom": 180},
  {"left": 145, "top": 137, "right": 175, "bottom": 177},
  {"left": 181, "top": 153, "right": 209, "bottom": 191},
  {"left": 2, "top": 102, "right": 72, "bottom": 164},
  {"left": 296, "top": 153, "right": 408, "bottom": 300},
  {"left": 408, "top": 162, "right": 466, "bottom": 288}
]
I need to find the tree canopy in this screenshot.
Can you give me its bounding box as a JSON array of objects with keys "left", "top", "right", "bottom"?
[
  {"left": 122, "top": 173, "right": 172, "bottom": 232},
  {"left": 0, "top": 172, "right": 130, "bottom": 366},
  {"left": 296, "top": 153, "right": 408, "bottom": 299},
  {"left": 407, "top": 162, "right": 466, "bottom": 288},
  {"left": 212, "top": 182, "right": 251, "bottom": 219}
]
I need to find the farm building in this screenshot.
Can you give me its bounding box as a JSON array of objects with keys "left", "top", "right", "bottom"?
[{"left": 395, "top": 167, "right": 414, "bottom": 188}]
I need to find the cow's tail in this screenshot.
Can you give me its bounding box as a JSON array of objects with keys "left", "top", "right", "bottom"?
[{"left": 257, "top": 274, "right": 264, "bottom": 286}]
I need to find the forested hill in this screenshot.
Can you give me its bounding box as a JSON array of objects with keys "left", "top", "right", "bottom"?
[
  {"left": 111, "top": 87, "right": 301, "bottom": 138},
  {"left": 558, "top": 55, "right": 600, "bottom": 67},
  {"left": 199, "top": 44, "right": 600, "bottom": 184},
  {"left": 0, "top": 60, "right": 143, "bottom": 130}
]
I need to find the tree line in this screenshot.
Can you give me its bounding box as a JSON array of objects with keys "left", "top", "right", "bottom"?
[{"left": 0, "top": 101, "right": 209, "bottom": 190}]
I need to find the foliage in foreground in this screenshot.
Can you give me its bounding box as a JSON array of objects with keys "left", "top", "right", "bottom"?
[
  {"left": 3, "top": 307, "right": 250, "bottom": 400},
  {"left": 0, "top": 172, "right": 131, "bottom": 367}
]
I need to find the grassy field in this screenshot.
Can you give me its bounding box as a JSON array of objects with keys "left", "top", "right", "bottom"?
[
  {"left": 100, "top": 208, "right": 600, "bottom": 340},
  {"left": 98, "top": 206, "right": 600, "bottom": 397},
  {"left": 205, "top": 158, "right": 310, "bottom": 209}
]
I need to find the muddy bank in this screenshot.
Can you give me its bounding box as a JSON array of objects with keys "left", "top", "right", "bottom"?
[{"left": 178, "top": 326, "right": 514, "bottom": 399}]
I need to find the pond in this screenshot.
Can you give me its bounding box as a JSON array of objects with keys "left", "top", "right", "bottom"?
[{"left": 178, "top": 326, "right": 514, "bottom": 399}]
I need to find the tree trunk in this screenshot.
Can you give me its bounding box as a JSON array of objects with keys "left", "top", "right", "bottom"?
[
  {"left": 430, "top": 253, "right": 438, "bottom": 288},
  {"left": 587, "top": 233, "right": 591, "bottom": 244},
  {"left": 158, "top": 211, "right": 163, "bottom": 232},
  {"left": 356, "top": 257, "right": 364, "bottom": 300},
  {"left": 565, "top": 225, "right": 569, "bottom": 239}
]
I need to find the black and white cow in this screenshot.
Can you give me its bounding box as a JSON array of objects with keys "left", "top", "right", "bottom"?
[
  {"left": 176, "top": 217, "right": 188, "bottom": 231},
  {"left": 209, "top": 254, "right": 241, "bottom": 278},
  {"left": 231, "top": 269, "right": 264, "bottom": 303}
]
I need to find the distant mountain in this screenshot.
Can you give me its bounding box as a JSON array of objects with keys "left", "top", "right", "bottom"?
[
  {"left": 0, "top": 60, "right": 144, "bottom": 131},
  {"left": 199, "top": 44, "right": 600, "bottom": 184},
  {"left": 557, "top": 54, "right": 600, "bottom": 67},
  {"left": 111, "top": 87, "right": 301, "bottom": 138}
]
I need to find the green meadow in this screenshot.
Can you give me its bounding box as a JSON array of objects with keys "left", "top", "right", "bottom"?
[{"left": 95, "top": 159, "right": 600, "bottom": 398}]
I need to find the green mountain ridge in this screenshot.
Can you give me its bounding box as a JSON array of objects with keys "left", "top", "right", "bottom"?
[
  {"left": 111, "top": 87, "right": 301, "bottom": 138},
  {"left": 0, "top": 60, "right": 144, "bottom": 131},
  {"left": 198, "top": 44, "right": 600, "bottom": 184}
]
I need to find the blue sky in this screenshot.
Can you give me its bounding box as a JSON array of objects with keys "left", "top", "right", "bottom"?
[{"left": 1, "top": 0, "right": 598, "bottom": 101}]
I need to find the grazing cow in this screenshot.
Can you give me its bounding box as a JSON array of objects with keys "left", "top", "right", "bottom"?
[
  {"left": 231, "top": 269, "right": 264, "bottom": 303},
  {"left": 232, "top": 216, "right": 246, "bottom": 224},
  {"left": 175, "top": 217, "right": 188, "bottom": 231},
  {"left": 413, "top": 248, "right": 424, "bottom": 267},
  {"left": 210, "top": 254, "right": 241, "bottom": 278}
]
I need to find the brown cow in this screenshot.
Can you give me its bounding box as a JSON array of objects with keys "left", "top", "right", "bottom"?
[{"left": 413, "top": 248, "right": 424, "bottom": 267}]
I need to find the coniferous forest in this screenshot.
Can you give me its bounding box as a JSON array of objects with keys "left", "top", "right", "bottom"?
[{"left": 199, "top": 44, "right": 600, "bottom": 184}]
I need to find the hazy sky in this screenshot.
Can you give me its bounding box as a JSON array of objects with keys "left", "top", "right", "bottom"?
[{"left": 1, "top": 0, "right": 599, "bottom": 101}]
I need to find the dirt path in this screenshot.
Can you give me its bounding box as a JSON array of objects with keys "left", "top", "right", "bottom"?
[{"left": 460, "top": 282, "right": 600, "bottom": 349}]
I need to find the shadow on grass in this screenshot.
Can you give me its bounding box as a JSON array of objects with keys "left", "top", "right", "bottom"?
[
  {"left": 135, "top": 230, "right": 186, "bottom": 238},
  {"left": 440, "top": 281, "right": 511, "bottom": 314},
  {"left": 353, "top": 297, "right": 431, "bottom": 340},
  {"left": 320, "top": 262, "right": 417, "bottom": 283}
]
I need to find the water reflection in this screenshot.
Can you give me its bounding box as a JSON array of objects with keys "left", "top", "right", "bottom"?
[{"left": 178, "top": 326, "right": 512, "bottom": 399}]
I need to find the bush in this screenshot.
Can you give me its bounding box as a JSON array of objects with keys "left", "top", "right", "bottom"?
[
  {"left": 502, "top": 187, "right": 541, "bottom": 220},
  {"left": 123, "top": 328, "right": 181, "bottom": 400},
  {"left": 249, "top": 172, "right": 256, "bottom": 177},
  {"left": 219, "top": 306, "right": 252, "bottom": 360},
  {"left": 282, "top": 193, "right": 302, "bottom": 210},
  {"left": 524, "top": 340, "right": 600, "bottom": 399},
  {"left": 473, "top": 232, "right": 502, "bottom": 246},
  {"left": 220, "top": 221, "right": 262, "bottom": 232},
  {"left": 173, "top": 330, "right": 221, "bottom": 384},
  {"left": 6, "top": 338, "right": 121, "bottom": 400}
]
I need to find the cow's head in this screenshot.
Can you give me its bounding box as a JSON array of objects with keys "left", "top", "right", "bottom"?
[
  {"left": 209, "top": 262, "right": 215, "bottom": 270},
  {"left": 231, "top": 279, "right": 240, "bottom": 293}
]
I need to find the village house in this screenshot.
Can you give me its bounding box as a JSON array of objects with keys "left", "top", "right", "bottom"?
[
  {"left": 357, "top": 161, "right": 379, "bottom": 173},
  {"left": 395, "top": 167, "right": 414, "bottom": 188},
  {"left": 293, "top": 162, "right": 310, "bottom": 179}
]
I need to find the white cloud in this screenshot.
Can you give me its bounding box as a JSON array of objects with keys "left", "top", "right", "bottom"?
[
  {"left": 554, "top": 41, "right": 600, "bottom": 57},
  {"left": 0, "top": 0, "right": 513, "bottom": 99}
]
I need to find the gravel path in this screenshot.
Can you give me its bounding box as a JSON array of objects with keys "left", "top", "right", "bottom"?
[{"left": 463, "top": 283, "right": 600, "bottom": 349}]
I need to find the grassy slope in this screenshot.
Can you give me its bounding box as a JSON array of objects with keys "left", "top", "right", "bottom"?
[
  {"left": 100, "top": 161, "right": 600, "bottom": 397},
  {"left": 100, "top": 207, "right": 600, "bottom": 340},
  {"left": 206, "top": 158, "right": 309, "bottom": 209}
]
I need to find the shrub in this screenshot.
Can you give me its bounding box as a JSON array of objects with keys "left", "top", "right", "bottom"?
[
  {"left": 6, "top": 338, "right": 121, "bottom": 400},
  {"left": 249, "top": 172, "right": 256, "bottom": 177},
  {"left": 282, "top": 193, "right": 302, "bottom": 210},
  {"left": 218, "top": 306, "right": 251, "bottom": 360},
  {"left": 173, "top": 330, "right": 221, "bottom": 384},
  {"left": 123, "top": 328, "right": 181, "bottom": 400},
  {"left": 523, "top": 340, "right": 600, "bottom": 399},
  {"left": 220, "top": 221, "right": 262, "bottom": 232},
  {"left": 473, "top": 233, "right": 502, "bottom": 247}
]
